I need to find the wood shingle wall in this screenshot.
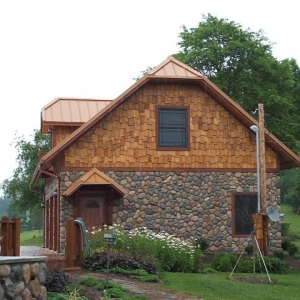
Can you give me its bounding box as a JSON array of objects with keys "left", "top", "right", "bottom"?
[
  {"left": 52, "top": 126, "right": 79, "bottom": 147},
  {"left": 64, "top": 82, "right": 278, "bottom": 170}
]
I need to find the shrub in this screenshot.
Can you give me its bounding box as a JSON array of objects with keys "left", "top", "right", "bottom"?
[
  {"left": 274, "top": 250, "right": 285, "bottom": 260},
  {"left": 282, "top": 238, "right": 299, "bottom": 256},
  {"left": 262, "top": 257, "right": 290, "bottom": 274},
  {"left": 282, "top": 238, "right": 292, "bottom": 251},
  {"left": 245, "top": 244, "right": 253, "bottom": 255},
  {"left": 194, "top": 237, "right": 209, "bottom": 252},
  {"left": 236, "top": 258, "right": 254, "bottom": 273},
  {"left": 212, "top": 253, "right": 237, "bottom": 272},
  {"left": 233, "top": 256, "right": 290, "bottom": 274},
  {"left": 83, "top": 252, "right": 157, "bottom": 274},
  {"left": 281, "top": 223, "right": 290, "bottom": 236},
  {"left": 45, "top": 269, "right": 70, "bottom": 293},
  {"left": 289, "top": 232, "right": 300, "bottom": 239},
  {"left": 287, "top": 243, "right": 299, "bottom": 256}
]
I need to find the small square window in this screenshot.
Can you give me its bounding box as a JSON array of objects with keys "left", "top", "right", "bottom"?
[
  {"left": 158, "top": 108, "right": 188, "bottom": 149},
  {"left": 233, "top": 194, "right": 257, "bottom": 236}
]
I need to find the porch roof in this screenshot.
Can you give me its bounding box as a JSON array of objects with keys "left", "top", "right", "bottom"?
[
  {"left": 41, "top": 98, "right": 112, "bottom": 133},
  {"left": 63, "top": 168, "right": 127, "bottom": 197}
]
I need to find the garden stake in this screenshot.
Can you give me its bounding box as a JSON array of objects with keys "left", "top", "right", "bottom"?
[{"left": 106, "top": 243, "right": 111, "bottom": 291}]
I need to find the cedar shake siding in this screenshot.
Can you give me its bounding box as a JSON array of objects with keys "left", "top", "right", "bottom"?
[{"left": 64, "top": 83, "right": 278, "bottom": 170}]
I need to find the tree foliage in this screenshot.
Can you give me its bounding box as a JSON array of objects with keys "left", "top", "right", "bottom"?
[
  {"left": 174, "top": 14, "right": 300, "bottom": 153},
  {"left": 173, "top": 14, "right": 300, "bottom": 211},
  {"left": 1, "top": 130, "right": 50, "bottom": 217}
]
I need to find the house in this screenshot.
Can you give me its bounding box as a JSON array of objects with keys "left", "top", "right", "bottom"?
[{"left": 30, "top": 57, "right": 300, "bottom": 254}]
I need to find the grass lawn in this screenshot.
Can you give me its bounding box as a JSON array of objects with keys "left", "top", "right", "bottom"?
[
  {"left": 281, "top": 203, "right": 300, "bottom": 248},
  {"left": 20, "top": 229, "right": 43, "bottom": 246},
  {"left": 281, "top": 204, "right": 300, "bottom": 234},
  {"left": 161, "top": 272, "right": 300, "bottom": 300}
]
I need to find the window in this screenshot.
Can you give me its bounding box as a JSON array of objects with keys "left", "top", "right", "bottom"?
[
  {"left": 233, "top": 194, "right": 257, "bottom": 236},
  {"left": 158, "top": 107, "right": 188, "bottom": 149}
]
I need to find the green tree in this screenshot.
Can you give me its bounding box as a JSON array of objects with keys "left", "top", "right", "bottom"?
[
  {"left": 0, "top": 196, "right": 12, "bottom": 217},
  {"left": 172, "top": 14, "right": 300, "bottom": 212},
  {"left": 1, "top": 130, "right": 50, "bottom": 227},
  {"left": 132, "top": 66, "right": 153, "bottom": 81},
  {"left": 174, "top": 14, "right": 300, "bottom": 153}
]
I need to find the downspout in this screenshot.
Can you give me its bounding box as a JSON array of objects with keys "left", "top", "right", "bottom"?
[{"left": 40, "top": 170, "right": 61, "bottom": 252}]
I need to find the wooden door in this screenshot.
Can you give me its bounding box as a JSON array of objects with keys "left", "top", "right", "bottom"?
[{"left": 79, "top": 197, "right": 104, "bottom": 230}]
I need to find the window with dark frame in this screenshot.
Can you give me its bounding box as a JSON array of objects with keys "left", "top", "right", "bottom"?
[
  {"left": 234, "top": 194, "right": 257, "bottom": 236},
  {"left": 158, "top": 108, "right": 188, "bottom": 148}
]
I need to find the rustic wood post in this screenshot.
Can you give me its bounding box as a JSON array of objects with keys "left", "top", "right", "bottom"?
[
  {"left": 12, "top": 217, "right": 20, "bottom": 256},
  {"left": 66, "top": 218, "right": 75, "bottom": 267},
  {"left": 1, "top": 217, "right": 9, "bottom": 256},
  {"left": 259, "top": 103, "right": 267, "bottom": 214},
  {"left": 65, "top": 218, "right": 84, "bottom": 268},
  {"left": 258, "top": 103, "right": 268, "bottom": 255}
]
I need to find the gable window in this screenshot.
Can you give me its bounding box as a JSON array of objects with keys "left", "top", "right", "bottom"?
[
  {"left": 233, "top": 193, "right": 257, "bottom": 236},
  {"left": 158, "top": 107, "right": 188, "bottom": 149}
]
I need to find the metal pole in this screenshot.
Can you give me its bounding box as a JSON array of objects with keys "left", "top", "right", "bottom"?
[
  {"left": 106, "top": 244, "right": 111, "bottom": 290},
  {"left": 250, "top": 125, "right": 261, "bottom": 213}
]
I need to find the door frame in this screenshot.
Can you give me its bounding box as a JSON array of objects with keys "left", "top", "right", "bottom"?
[{"left": 73, "top": 188, "right": 114, "bottom": 227}]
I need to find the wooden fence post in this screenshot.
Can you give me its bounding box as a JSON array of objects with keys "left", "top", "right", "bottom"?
[
  {"left": 12, "top": 217, "right": 20, "bottom": 256},
  {"left": 1, "top": 217, "right": 9, "bottom": 256},
  {"left": 65, "top": 218, "right": 84, "bottom": 268},
  {"left": 66, "top": 218, "right": 75, "bottom": 267},
  {"left": 0, "top": 217, "right": 21, "bottom": 256}
]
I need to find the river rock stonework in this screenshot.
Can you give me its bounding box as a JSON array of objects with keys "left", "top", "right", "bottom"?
[
  {"left": 0, "top": 257, "right": 47, "bottom": 300},
  {"left": 59, "top": 171, "right": 281, "bottom": 253}
]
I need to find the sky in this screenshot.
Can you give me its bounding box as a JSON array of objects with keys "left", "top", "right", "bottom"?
[{"left": 1, "top": 0, "right": 300, "bottom": 197}]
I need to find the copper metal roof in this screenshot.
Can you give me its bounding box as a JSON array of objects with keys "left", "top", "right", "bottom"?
[
  {"left": 41, "top": 98, "right": 112, "bottom": 133},
  {"left": 63, "top": 168, "right": 127, "bottom": 197},
  {"left": 148, "top": 56, "right": 204, "bottom": 77}
]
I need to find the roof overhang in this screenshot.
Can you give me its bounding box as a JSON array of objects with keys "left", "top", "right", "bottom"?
[{"left": 63, "top": 168, "right": 127, "bottom": 197}]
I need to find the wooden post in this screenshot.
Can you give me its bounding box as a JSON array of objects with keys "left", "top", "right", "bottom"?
[
  {"left": 258, "top": 103, "right": 268, "bottom": 255},
  {"left": 259, "top": 103, "right": 267, "bottom": 214},
  {"left": 49, "top": 197, "right": 54, "bottom": 250},
  {"left": 65, "top": 218, "right": 84, "bottom": 269},
  {"left": 12, "top": 217, "right": 20, "bottom": 256},
  {"left": 66, "top": 218, "right": 75, "bottom": 268},
  {"left": 55, "top": 191, "right": 60, "bottom": 252},
  {"left": 1, "top": 217, "right": 9, "bottom": 256},
  {"left": 253, "top": 213, "right": 263, "bottom": 249}
]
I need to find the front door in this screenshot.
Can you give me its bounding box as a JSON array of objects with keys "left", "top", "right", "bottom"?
[{"left": 80, "top": 196, "right": 104, "bottom": 230}]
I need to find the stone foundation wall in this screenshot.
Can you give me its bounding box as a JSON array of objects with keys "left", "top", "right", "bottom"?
[
  {"left": 59, "top": 171, "right": 281, "bottom": 253},
  {"left": 0, "top": 256, "right": 47, "bottom": 299}
]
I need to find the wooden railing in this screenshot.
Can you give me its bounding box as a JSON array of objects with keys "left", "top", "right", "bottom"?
[
  {"left": 0, "top": 217, "right": 20, "bottom": 256},
  {"left": 65, "top": 218, "right": 84, "bottom": 268}
]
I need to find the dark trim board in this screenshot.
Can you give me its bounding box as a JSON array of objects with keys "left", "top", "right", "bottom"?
[{"left": 59, "top": 166, "right": 280, "bottom": 173}]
